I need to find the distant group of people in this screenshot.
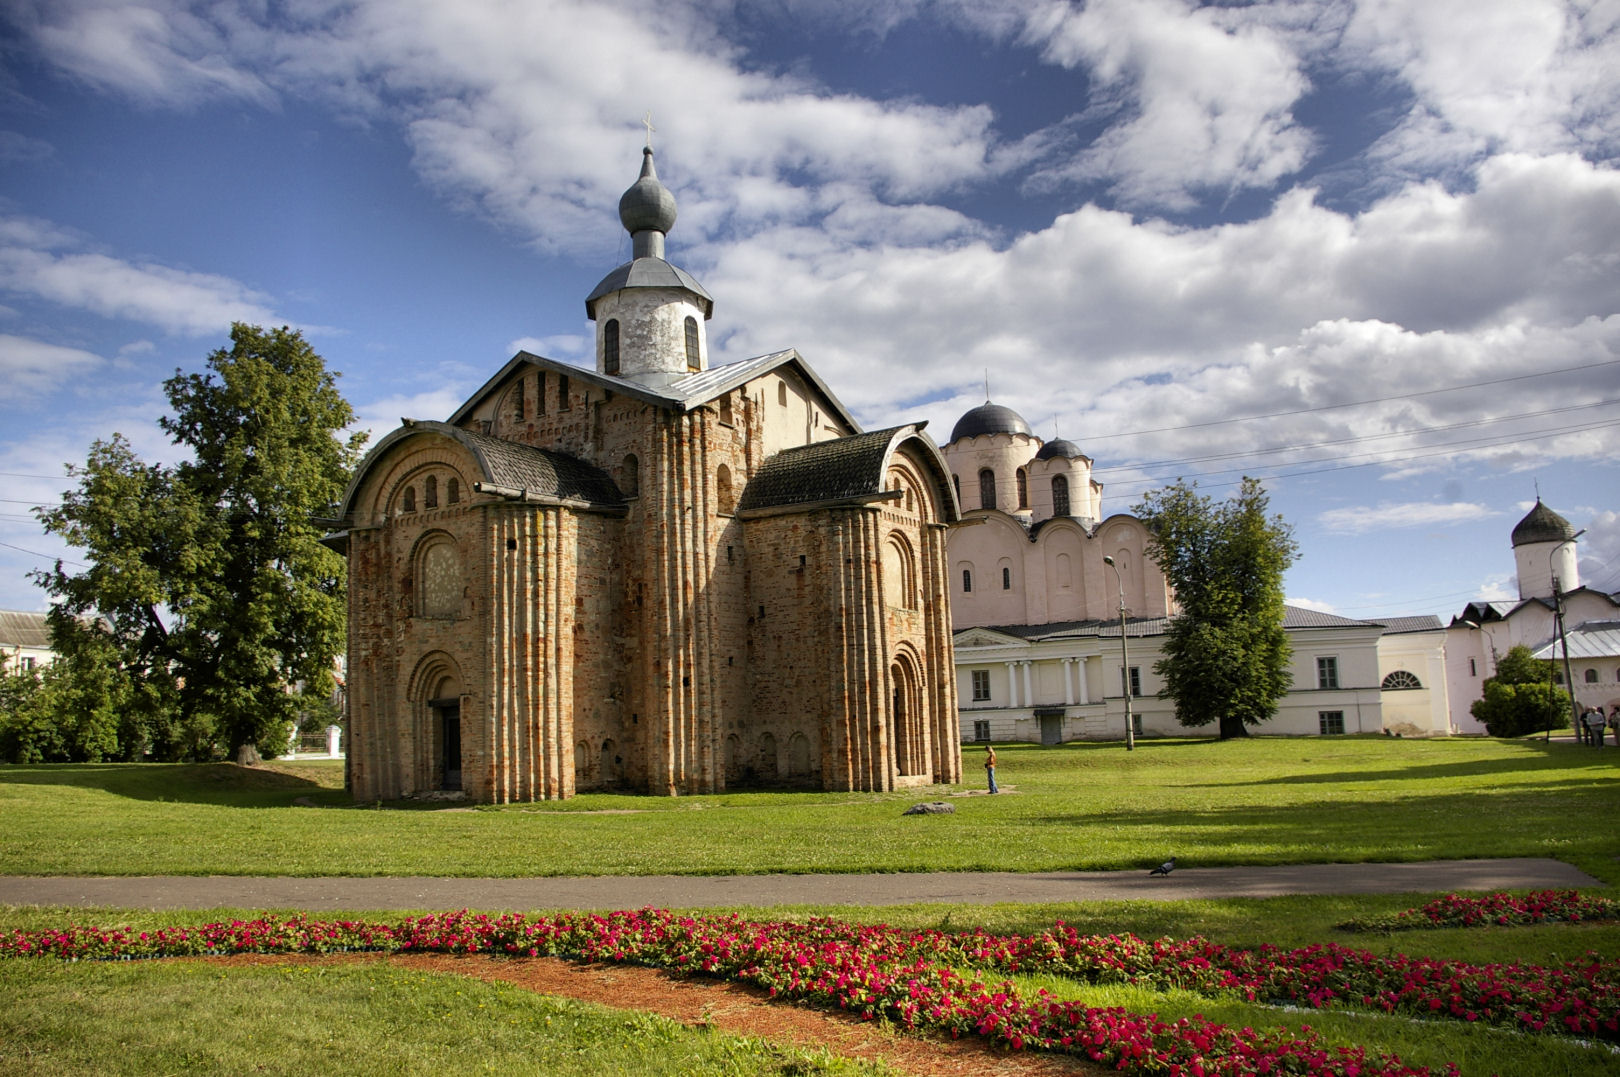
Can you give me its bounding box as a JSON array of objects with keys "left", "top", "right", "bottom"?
[{"left": 1578, "top": 704, "right": 1619, "bottom": 748}]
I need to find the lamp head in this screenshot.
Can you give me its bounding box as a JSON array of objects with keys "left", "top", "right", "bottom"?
[{"left": 1103, "top": 555, "right": 1115, "bottom": 566}]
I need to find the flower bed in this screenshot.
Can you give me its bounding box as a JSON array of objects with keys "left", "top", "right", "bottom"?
[
  {"left": 1337, "top": 890, "right": 1620, "bottom": 933},
  {"left": 7, "top": 905, "right": 1615, "bottom": 1075}
]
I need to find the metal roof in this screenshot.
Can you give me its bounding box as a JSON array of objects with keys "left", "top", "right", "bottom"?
[
  {"left": 584, "top": 257, "right": 713, "bottom": 319},
  {"left": 1533, "top": 620, "right": 1620, "bottom": 661},
  {"left": 957, "top": 604, "right": 1379, "bottom": 643},
  {"left": 1370, "top": 615, "right": 1444, "bottom": 635},
  {"left": 0, "top": 609, "right": 51, "bottom": 650},
  {"left": 949, "top": 401, "right": 1033, "bottom": 443}
]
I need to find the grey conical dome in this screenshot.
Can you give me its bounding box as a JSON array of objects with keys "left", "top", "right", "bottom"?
[
  {"left": 1511, "top": 499, "right": 1575, "bottom": 547},
  {"left": 619, "top": 146, "right": 677, "bottom": 241}
]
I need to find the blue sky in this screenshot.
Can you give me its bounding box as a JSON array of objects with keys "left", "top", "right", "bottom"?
[{"left": 1, "top": 0, "right": 1617, "bottom": 622}]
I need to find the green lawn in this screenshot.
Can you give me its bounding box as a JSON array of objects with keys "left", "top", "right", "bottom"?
[
  {"left": 1, "top": 735, "right": 1616, "bottom": 880},
  {"left": 0, "top": 957, "right": 889, "bottom": 1076},
  {"left": 3, "top": 736, "right": 1619, "bottom": 1076}
]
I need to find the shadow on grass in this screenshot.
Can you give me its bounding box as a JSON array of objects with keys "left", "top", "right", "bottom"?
[
  {"left": 0, "top": 762, "right": 348, "bottom": 807},
  {"left": 1211, "top": 740, "right": 1620, "bottom": 787}
]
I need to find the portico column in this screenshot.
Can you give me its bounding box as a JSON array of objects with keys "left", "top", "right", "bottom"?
[
  {"left": 1004, "top": 662, "right": 1019, "bottom": 708},
  {"left": 1062, "top": 658, "right": 1075, "bottom": 705},
  {"left": 1021, "top": 661, "right": 1034, "bottom": 707},
  {"left": 1077, "top": 658, "right": 1089, "bottom": 704}
]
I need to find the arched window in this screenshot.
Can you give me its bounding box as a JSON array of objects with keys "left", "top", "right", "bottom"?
[
  {"left": 513, "top": 379, "right": 525, "bottom": 421},
  {"left": 1585, "top": 668, "right": 1599, "bottom": 683},
  {"left": 978, "top": 468, "right": 997, "bottom": 511},
  {"left": 603, "top": 319, "right": 620, "bottom": 375},
  {"left": 402, "top": 486, "right": 416, "bottom": 513},
  {"left": 623, "top": 454, "right": 640, "bottom": 498},
  {"left": 684, "top": 316, "right": 701, "bottom": 370},
  {"left": 884, "top": 535, "right": 916, "bottom": 609},
  {"left": 718, "top": 392, "right": 733, "bottom": 425},
  {"left": 416, "top": 533, "right": 461, "bottom": 619},
  {"left": 424, "top": 475, "right": 438, "bottom": 509},
  {"left": 1052, "top": 474, "right": 1070, "bottom": 516},
  {"left": 1016, "top": 468, "right": 1028, "bottom": 509},
  {"left": 778, "top": 381, "right": 788, "bottom": 406},
  {"left": 962, "top": 567, "right": 973, "bottom": 593},
  {"left": 557, "top": 373, "right": 570, "bottom": 411},
  {"left": 1002, "top": 566, "right": 1011, "bottom": 590},
  {"left": 447, "top": 477, "right": 460, "bottom": 504},
  {"left": 1381, "top": 670, "right": 1423, "bottom": 690},
  {"left": 717, "top": 464, "right": 734, "bottom": 515}
]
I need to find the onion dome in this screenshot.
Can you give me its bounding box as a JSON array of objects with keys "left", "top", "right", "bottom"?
[
  {"left": 950, "top": 401, "right": 1033, "bottom": 443},
  {"left": 1035, "top": 437, "right": 1083, "bottom": 460},
  {"left": 619, "top": 146, "right": 677, "bottom": 241},
  {"left": 1511, "top": 499, "right": 1576, "bottom": 547}
]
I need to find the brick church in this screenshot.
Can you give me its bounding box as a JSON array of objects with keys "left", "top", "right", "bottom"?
[{"left": 328, "top": 144, "right": 963, "bottom": 802}]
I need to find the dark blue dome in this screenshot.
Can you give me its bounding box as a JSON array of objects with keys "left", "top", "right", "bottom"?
[
  {"left": 1035, "top": 438, "right": 1082, "bottom": 460},
  {"left": 950, "top": 402, "right": 1032, "bottom": 443}
]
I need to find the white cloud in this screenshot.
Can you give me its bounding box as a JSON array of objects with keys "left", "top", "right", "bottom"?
[
  {"left": 0, "top": 334, "right": 105, "bottom": 399},
  {"left": 1575, "top": 508, "right": 1620, "bottom": 594},
  {"left": 510, "top": 334, "right": 589, "bottom": 360},
  {"left": 1018, "top": 0, "right": 1318, "bottom": 209},
  {"left": 0, "top": 220, "right": 281, "bottom": 335},
  {"left": 1316, "top": 500, "right": 1496, "bottom": 536},
  {"left": 1346, "top": 0, "right": 1620, "bottom": 173}
]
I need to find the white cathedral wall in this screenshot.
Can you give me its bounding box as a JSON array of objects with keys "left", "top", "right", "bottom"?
[{"left": 1376, "top": 630, "right": 1452, "bottom": 735}]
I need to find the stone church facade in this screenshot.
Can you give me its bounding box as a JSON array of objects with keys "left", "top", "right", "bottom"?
[{"left": 328, "top": 146, "right": 962, "bottom": 802}]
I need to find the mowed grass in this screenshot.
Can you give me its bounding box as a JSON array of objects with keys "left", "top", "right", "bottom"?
[
  {"left": 0, "top": 957, "right": 890, "bottom": 1076},
  {"left": 1, "top": 735, "right": 1616, "bottom": 880},
  {"left": 2, "top": 735, "right": 1618, "bottom": 880}
]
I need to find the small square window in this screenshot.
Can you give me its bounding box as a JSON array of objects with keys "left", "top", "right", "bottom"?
[
  {"left": 972, "top": 720, "right": 991, "bottom": 742},
  {"left": 1319, "top": 711, "right": 1345, "bottom": 735}
]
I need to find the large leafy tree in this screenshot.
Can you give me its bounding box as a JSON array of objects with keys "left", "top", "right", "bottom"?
[
  {"left": 36, "top": 325, "right": 364, "bottom": 761},
  {"left": 1133, "top": 477, "right": 1298, "bottom": 739},
  {"left": 1470, "top": 644, "right": 1571, "bottom": 738}
]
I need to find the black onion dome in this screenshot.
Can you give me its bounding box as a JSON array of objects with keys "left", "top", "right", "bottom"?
[
  {"left": 1035, "top": 437, "right": 1083, "bottom": 460},
  {"left": 619, "top": 146, "right": 677, "bottom": 235},
  {"left": 950, "top": 402, "right": 1033, "bottom": 443},
  {"left": 1511, "top": 499, "right": 1576, "bottom": 547}
]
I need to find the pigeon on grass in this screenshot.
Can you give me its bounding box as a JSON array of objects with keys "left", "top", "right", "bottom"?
[{"left": 1147, "top": 857, "right": 1176, "bottom": 876}]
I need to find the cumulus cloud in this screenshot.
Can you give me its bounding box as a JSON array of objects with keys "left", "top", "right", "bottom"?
[{"left": 1019, "top": 0, "right": 1318, "bottom": 209}]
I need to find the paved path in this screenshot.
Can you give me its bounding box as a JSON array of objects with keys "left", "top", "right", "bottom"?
[{"left": 0, "top": 858, "right": 1599, "bottom": 912}]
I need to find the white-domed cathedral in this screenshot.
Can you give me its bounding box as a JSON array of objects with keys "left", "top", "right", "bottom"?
[
  {"left": 329, "top": 144, "right": 963, "bottom": 802},
  {"left": 943, "top": 398, "right": 1402, "bottom": 744}
]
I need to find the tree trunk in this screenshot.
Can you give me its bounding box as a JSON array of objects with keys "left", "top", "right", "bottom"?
[{"left": 1217, "top": 715, "right": 1250, "bottom": 740}]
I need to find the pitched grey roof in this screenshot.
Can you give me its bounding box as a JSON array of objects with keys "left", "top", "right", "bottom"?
[
  {"left": 739, "top": 426, "right": 916, "bottom": 513},
  {"left": 1532, "top": 620, "right": 1620, "bottom": 661},
  {"left": 0, "top": 609, "right": 51, "bottom": 650},
  {"left": 1282, "top": 606, "right": 1380, "bottom": 629},
  {"left": 1371, "top": 615, "right": 1444, "bottom": 634}
]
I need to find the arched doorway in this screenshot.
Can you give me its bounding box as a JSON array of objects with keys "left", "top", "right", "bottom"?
[
  {"left": 890, "top": 651, "right": 926, "bottom": 779},
  {"left": 410, "top": 653, "right": 465, "bottom": 794}
]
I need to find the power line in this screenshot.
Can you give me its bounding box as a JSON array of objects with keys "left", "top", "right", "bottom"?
[
  {"left": 1087, "top": 357, "right": 1620, "bottom": 442},
  {"left": 0, "top": 541, "right": 84, "bottom": 567}
]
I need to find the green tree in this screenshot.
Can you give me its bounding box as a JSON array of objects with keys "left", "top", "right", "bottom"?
[
  {"left": 1470, "top": 644, "right": 1571, "bottom": 738},
  {"left": 1133, "top": 477, "right": 1298, "bottom": 739},
  {"left": 35, "top": 324, "right": 364, "bottom": 761}
]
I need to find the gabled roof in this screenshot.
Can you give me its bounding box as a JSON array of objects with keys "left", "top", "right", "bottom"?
[
  {"left": 1532, "top": 620, "right": 1620, "bottom": 661},
  {"left": 1371, "top": 615, "right": 1444, "bottom": 635},
  {"left": 737, "top": 424, "right": 958, "bottom": 522},
  {"left": 334, "top": 419, "right": 624, "bottom": 520},
  {"left": 446, "top": 349, "right": 862, "bottom": 432},
  {"left": 0, "top": 609, "right": 51, "bottom": 650},
  {"left": 1282, "top": 607, "right": 1381, "bottom": 630},
  {"left": 953, "top": 626, "right": 1033, "bottom": 647}
]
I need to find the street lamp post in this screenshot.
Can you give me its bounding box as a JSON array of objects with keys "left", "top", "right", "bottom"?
[{"left": 1102, "top": 556, "right": 1135, "bottom": 751}]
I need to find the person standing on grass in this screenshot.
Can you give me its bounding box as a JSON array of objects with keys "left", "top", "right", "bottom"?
[{"left": 985, "top": 745, "right": 999, "bottom": 794}]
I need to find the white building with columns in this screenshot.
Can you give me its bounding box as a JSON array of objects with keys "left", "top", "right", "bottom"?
[{"left": 942, "top": 399, "right": 1389, "bottom": 742}]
